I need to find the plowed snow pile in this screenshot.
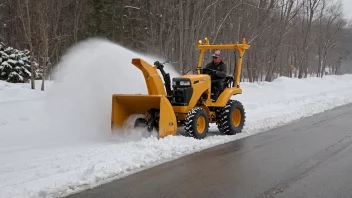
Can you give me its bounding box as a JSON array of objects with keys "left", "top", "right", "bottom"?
[{"left": 1, "top": 38, "right": 352, "bottom": 198}]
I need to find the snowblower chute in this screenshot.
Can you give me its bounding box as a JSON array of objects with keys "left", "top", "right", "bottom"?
[{"left": 111, "top": 58, "right": 177, "bottom": 138}]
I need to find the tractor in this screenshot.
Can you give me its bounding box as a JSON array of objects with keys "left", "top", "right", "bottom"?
[{"left": 111, "top": 37, "right": 250, "bottom": 139}]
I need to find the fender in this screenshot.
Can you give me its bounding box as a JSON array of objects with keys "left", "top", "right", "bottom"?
[{"left": 211, "top": 88, "right": 242, "bottom": 107}]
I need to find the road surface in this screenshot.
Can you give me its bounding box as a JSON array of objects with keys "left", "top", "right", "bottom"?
[{"left": 66, "top": 103, "right": 352, "bottom": 198}]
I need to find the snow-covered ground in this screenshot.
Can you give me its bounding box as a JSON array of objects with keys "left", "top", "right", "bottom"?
[{"left": 1, "top": 38, "right": 352, "bottom": 198}]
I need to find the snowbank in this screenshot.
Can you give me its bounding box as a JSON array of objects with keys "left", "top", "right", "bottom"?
[
  {"left": 0, "top": 80, "right": 51, "bottom": 102},
  {"left": 1, "top": 38, "right": 352, "bottom": 198}
]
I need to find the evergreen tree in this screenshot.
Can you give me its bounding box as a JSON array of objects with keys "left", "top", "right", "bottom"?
[{"left": 0, "top": 42, "right": 42, "bottom": 83}]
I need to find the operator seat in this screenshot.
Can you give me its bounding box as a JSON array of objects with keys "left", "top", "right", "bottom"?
[{"left": 211, "top": 75, "right": 235, "bottom": 101}]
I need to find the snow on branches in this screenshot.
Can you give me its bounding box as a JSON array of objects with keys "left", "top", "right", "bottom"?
[{"left": 0, "top": 42, "right": 42, "bottom": 83}]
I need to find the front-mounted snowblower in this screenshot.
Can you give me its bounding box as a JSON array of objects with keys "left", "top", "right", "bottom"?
[{"left": 111, "top": 37, "right": 250, "bottom": 139}]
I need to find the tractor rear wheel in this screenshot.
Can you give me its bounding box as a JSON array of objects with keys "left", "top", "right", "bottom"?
[
  {"left": 218, "top": 100, "right": 245, "bottom": 135},
  {"left": 185, "top": 107, "right": 209, "bottom": 139}
]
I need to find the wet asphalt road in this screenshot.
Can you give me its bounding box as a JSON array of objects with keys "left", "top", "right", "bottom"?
[{"left": 66, "top": 103, "right": 352, "bottom": 198}]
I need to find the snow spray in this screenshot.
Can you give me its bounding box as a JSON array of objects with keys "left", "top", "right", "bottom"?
[{"left": 44, "top": 38, "right": 179, "bottom": 144}]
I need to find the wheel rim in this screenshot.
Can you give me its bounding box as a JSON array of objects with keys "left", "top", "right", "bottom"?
[
  {"left": 232, "top": 109, "right": 241, "bottom": 127},
  {"left": 196, "top": 116, "right": 206, "bottom": 134}
]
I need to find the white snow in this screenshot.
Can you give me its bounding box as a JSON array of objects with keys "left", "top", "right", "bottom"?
[
  {"left": 1, "top": 38, "right": 352, "bottom": 198},
  {"left": 1, "top": 61, "right": 11, "bottom": 68}
]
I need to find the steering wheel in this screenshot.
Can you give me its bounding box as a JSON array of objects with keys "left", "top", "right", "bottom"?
[
  {"left": 196, "top": 68, "right": 217, "bottom": 76},
  {"left": 185, "top": 68, "right": 218, "bottom": 77}
]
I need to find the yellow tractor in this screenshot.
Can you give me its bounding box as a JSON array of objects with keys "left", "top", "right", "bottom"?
[{"left": 111, "top": 37, "right": 250, "bottom": 139}]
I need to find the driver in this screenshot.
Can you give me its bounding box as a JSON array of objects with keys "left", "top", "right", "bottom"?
[{"left": 204, "top": 50, "right": 227, "bottom": 99}]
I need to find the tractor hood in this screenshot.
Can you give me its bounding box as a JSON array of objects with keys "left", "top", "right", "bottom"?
[{"left": 173, "top": 74, "right": 210, "bottom": 86}]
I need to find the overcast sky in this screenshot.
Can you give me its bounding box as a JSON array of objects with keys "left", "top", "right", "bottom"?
[{"left": 342, "top": 0, "right": 352, "bottom": 19}]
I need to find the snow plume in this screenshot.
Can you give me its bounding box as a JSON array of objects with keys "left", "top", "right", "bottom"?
[{"left": 44, "top": 38, "right": 179, "bottom": 144}]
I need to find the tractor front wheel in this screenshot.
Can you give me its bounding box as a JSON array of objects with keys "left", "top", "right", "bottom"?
[
  {"left": 185, "top": 107, "right": 209, "bottom": 139},
  {"left": 218, "top": 100, "right": 245, "bottom": 135}
]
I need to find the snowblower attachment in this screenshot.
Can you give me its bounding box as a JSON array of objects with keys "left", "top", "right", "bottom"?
[{"left": 111, "top": 59, "right": 177, "bottom": 138}]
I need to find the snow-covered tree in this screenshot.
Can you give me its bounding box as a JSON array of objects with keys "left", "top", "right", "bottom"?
[{"left": 0, "top": 42, "right": 42, "bottom": 83}]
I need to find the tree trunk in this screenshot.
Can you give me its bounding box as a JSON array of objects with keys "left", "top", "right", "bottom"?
[{"left": 179, "top": 0, "right": 184, "bottom": 74}]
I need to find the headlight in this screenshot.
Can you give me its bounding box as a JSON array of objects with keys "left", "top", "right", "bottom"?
[{"left": 180, "top": 81, "right": 191, "bottom": 86}]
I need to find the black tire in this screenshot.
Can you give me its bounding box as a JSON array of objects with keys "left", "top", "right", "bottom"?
[
  {"left": 184, "top": 107, "right": 209, "bottom": 139},
  {"left": 218, "top": 100, "right": 245, "bottom": 135}
]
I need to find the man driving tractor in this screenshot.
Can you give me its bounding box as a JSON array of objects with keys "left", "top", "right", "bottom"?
[{"left": 205, "top": 49, "right": 227, "bottom": 100}]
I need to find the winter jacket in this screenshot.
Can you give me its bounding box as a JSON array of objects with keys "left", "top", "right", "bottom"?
[{"left": 205, "top": 61, "right": 227, "bottom": 79}]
